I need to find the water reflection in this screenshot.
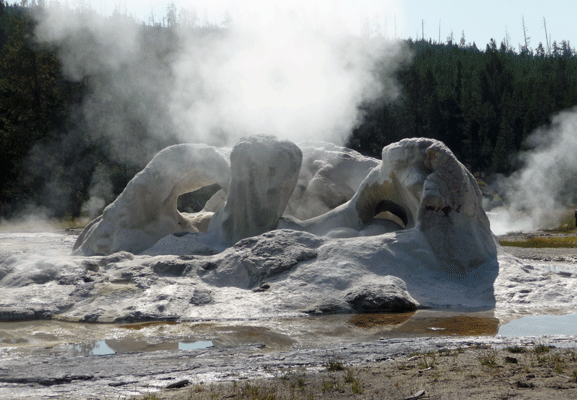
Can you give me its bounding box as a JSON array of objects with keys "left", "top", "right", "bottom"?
[
  {"left": 4, "top": 310, "right": 577, "bottom": 358},
  {"left": 349, "top": 312, "right": 415, "bottom": 328},
  {"left": 349, "top": 310, "right": 499, "bottom": 337},
  {"left": 179, "top": 340, "right": 213, "bottom": 350},
  {"left": 60, "top": 341, "right": 111, "bottom": 357}
]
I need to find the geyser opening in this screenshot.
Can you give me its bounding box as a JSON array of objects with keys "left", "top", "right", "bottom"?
[{"left": 373, "top": 199, "right": 408, "bottom": 228}]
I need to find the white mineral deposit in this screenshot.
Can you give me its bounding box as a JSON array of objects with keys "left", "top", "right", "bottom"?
[{"left": 2, "top": 136, "right": 575, "bottom": 326}]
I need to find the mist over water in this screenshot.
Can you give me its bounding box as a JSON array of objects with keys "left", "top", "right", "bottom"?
[{"left": 488, "top": 108, "right": 577, "bottom": 235}]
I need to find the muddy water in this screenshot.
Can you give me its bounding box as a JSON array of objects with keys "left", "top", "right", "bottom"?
[
  {"left": 0, "top": 309, "right": 501, "bottom": 358},
  {"left": 4, "top": 309, "right": 576, "bottom": 359}
]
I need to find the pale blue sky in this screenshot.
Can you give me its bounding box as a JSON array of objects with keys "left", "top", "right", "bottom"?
[
  {"left": 403, "top": 0, "right": 575, "bottom": 50},
  {"left": 80, "top": 0, "right": 576, "bottom": 50}
]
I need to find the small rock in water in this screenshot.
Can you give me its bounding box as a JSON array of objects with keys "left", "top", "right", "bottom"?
[{"left": 427, "top": 327, "right": 446, "bottom": 331}]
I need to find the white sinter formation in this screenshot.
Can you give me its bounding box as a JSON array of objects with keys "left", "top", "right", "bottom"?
[
  {"left": 0, "top": 136, "right": 526, "bottom": 323},
  {"left": 73, "top": 144, "right": 231, "bottom": 256}
]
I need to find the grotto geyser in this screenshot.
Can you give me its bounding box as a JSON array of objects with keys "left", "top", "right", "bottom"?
[{"left": 8, "top": 136, "right": 568, "bottom": 323}]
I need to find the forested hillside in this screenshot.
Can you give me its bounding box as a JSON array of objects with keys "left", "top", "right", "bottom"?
[
  {"left": 1, "top": 1, "right": 577, "bottom": 219},
  {"left": 349, "top": 38, "right": 577, "bottom": 174}
]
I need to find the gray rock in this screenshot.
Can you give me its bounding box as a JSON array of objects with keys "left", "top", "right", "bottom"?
[
  {"left": 190, "top": 289, "right": 212, "bottom": 305},
  {"left": 345, "top": 282, "right": 418, "bottom": 313}
]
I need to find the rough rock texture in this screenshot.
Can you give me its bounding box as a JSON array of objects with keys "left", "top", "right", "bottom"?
[
  {"left": 73, "top": 144, "right": 231, "bottom": 256},
  {"left": 281, "top": 138, "right": 497, "bottom": 277},
  {"left": 284, "top": 142, "right": 379, "bottom": 220},
  {"left": 345, "top": 277, "right": 418, "bottom": 313},
  {"left": 207, "top": 135, "right": 302, "bottom": 246},
  {"left": 382, "top": 138, "right": 497, "bottom": 276},
  {"left": 0, "top": 137, "right": 508, "bottom": 324}
]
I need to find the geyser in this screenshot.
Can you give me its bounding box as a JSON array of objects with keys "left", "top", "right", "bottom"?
[
  {"left": 74, "top": 136, "right": 496, "bottom": 278},
  {"left": 3, "top": 137, "right": 532, "bottom": 324}
]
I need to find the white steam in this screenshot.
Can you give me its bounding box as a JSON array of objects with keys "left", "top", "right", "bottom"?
[
  {"left": 489, "top": 108, "right": 577, "bottom": 234},
  {"left": 81, "top": 165, "right": 114, "bottom": 218},
  {"left": 168, "top": 20, "right": 408, "bottom": 145},
  {"left": 35, "top": 5, "right": 409, "bottom": 148},
  {"left": 31, "top": 3, "right": 409, "bottom": 218}
]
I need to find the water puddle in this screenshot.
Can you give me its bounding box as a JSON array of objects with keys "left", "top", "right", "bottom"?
[
  {"left": 179, "top": 340, "right": 213, "bottom": 350},
  {"left": 2, "top": 310, "right": 577, "bottom": 358},
  {"left": 58, "top": 339, "right": 213, "bottom": 356},
  {"left": 349, "top": 310, "right": 499, "bottom": 337},
  {"left": 498, "top": 313, "right": 577, "bottom": 336}
]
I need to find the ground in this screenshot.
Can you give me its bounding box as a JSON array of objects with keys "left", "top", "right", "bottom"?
[
  {"left": 133, "top": 231, "right": 577, "bottom": 400},
  {"left": 136, "top": 345, "right": 577, "bottom": 400}
]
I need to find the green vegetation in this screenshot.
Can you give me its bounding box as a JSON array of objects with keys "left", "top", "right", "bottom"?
[
  {"left": 534, "top": 343, "right": 551, "bottom": 354},
  {"left": 478, "top": 350, "right": 498, "bottom": 368},
  {"left": 323, "top": 358, "right": 345, "bottom": 372},
  {"left": 500, "top": 235, "right": 577, "bottom": 248},
  {"left": 506, "top": 345, "right": 527, "bottom": 354}
]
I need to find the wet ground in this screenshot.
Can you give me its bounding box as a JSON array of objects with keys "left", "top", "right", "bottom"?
[
  {"left": 1, "top": 230, "right": 577, "bottom": 398},
  {"left": 1, "top": 310, "right": 577, "bottom": 399}
]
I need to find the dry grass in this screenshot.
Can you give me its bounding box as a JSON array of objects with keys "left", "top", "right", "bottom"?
[
  {"left": 500, "top": 235, "right": 577, "bottom": 248},
  {"left": 133, "top": 345, "right": 577, "bottom": 400}
]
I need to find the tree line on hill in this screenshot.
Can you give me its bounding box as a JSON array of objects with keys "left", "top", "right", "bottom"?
[
  {"left": 349, "top": 37, "right": 577, "bottom": 175},
  {"left": 1, "top": 1, "right": 577, "bottom": 219}
]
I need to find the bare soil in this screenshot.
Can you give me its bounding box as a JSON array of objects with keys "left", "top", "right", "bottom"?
[{"left": 139, "top": 345, "right": 577, "bottom": 400}]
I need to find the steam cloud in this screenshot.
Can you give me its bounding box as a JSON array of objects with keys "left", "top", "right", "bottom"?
[
  {"left": 34, "top": 5, "right": 409, "bottom": 149},
  {"left": 488, "top": 108, "right": 577, "bottom": 234},
  {"left": 27, "top": 3, "right": 409, "bottom": 218}
]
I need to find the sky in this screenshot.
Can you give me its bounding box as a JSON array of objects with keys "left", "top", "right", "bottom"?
[{"left": 78, "top": 0, "right": 576, "bottom": 50}]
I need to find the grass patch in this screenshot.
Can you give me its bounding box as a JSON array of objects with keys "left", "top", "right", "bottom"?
[
  {"left": 237, "top": 382, "right": 279, "bottom": 399},
  {"left": 324, "top": 358, "right": 345, "bottom": 372},
  {"left": 499, "top": 235, "right": 577, "bottom": 248},
  {"left": 534, "top": 343, "right": 551, "bottom": 354},
  {"left": 321, "top": 379, "right": 340, "bottom": 392},
  {"left": 343, "top": 369, "right": 363, "bottom": 394},
  {"left": 478, "top": 350, "right": 498, "bottom": 368},
  {"left": 506, "top": 345, "right": 526, "bottom": 354},
  {"left": 138, "top": 394, "right": 160, "bottom": 400},
  {"left": 554, "top": 363, "right": 565, "bottom": 374}
]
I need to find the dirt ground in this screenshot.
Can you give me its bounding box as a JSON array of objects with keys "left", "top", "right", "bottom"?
[{"left": 138, "top": 345, "right": 577, "bottom": 400}]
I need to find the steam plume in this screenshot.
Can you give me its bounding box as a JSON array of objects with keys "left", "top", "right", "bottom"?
[
  {"left": 28, "top": 3, "right": 410, "bottom": 217},
  {"left": 488, "top": 108, "right": 577, "bottom": 234},
  {"left": 34, "top": 4, "right": 409, "bottom": 148}
]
